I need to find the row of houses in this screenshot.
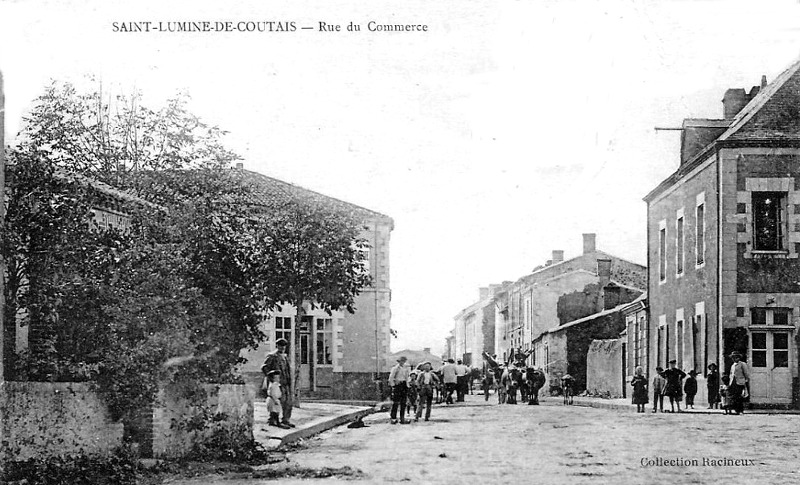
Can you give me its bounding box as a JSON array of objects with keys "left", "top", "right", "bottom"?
[{"left": 451, "top": 57, "right": 800, "bottom": 408}]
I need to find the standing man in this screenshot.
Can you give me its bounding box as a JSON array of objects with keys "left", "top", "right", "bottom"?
[
  {"left": 455, "top": 360, "right": 468, "bottom": 402},
  {"left": 415, "top": 362, "right": 439, "bottom": 422},
  {"left": 441, "top": 359, "right": 458, "bottom": 404},
  {"left": 261, "top": 338, "right": 295, "bottom": 428},
  {"left": 729, "top": 351, "right": 750, "bottom": 415},
  {"left": 388, "top": 356, "right": 410, "bottom": 424}
]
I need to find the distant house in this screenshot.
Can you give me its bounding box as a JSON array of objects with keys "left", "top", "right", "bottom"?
[
  {"left": 386, "top": 348, "right": 442, "bottom": 370},
  {"left": 531, "top": 263, "right": 644, "bottom": 394},
  {"left": 236, "top": 167, "right": 394, "bottom": 401},
  {"left": 452, "top": 285, "right": 503, "bottom": 368},
  {"left": 644, "top": 59, "right": 800, "bottom": 408},
  {"left": 493, "top": 233, "right": 646, "bottom": 364}
]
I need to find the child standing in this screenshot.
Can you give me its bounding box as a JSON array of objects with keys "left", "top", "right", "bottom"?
[
  {"left": 652, "top": 367, "right": 666, "bottom": 413},
  {"left": 631, "top": 366, "right": 649, "bottom": 413},
  {"left": 706, "top": 363, "right": 720, "bottom": 409},
  {"left": 720, "top": 374, "right": 731, "bottom": 414},
  {"left": 266, "top": 370, "right": 289, "bottom": 429},
  {"left": 407, "top": 370, "right": 419, "bottom": 415},
  {"left": 662, "top": 360, "right": 686, "bottom": 413},
  {"left": 684, "top": 370, "right": 698, "bottom": 410}
]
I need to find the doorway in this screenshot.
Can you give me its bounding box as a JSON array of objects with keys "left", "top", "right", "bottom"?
[
  {"left": 750, "top": 330, "right": 792, "bottom": 404},
  {"left": 298, "top": 316, "right": 313, "bottom": 390}
]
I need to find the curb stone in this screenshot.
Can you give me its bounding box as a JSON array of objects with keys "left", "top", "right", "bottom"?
[{"left": 278, "top": 405, "right": 386, "bottom": 448}]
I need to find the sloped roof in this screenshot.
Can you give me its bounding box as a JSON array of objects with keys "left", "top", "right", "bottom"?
[
  {"left": 541, "top": 301, "right": 630, "bottom": 335},
  {"left": 719, "top": 57, "right": 800, "bottom": 141},
  {"left": 236, "top": 168, "right": 394, "bottom": 227},
  {"left": 646, "top": 57, "right": 800, "bottom": 202}
]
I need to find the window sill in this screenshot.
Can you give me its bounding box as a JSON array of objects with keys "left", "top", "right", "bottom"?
[
  {"left": 748, "top": 325, "right": 794, "bottom": 330},
  {"left": 751, "top": 250, "right": 789, "bottom": 255}
]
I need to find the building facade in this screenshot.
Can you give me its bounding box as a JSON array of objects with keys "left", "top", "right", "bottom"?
[
  {"left": 494, "top": 234, "right": 646, "bottom": 364},
  {"left": 238, "top": 169, "right": 393, "bottom": 401},
  {"left": 453, "top": 286, "right": 501, "bottom": 368},
  {"left": 645, "top": 62, "right": 800, "bottom": 408}
]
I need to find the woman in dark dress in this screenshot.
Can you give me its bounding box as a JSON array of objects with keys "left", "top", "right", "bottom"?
[
  {"left": 662, "top": 360, "right": 686, "bottom": 413},
  {"left": 631, "top": 366, "right": 649, "bottom": 412},
  {"left": 706, "top": 363, "right": 720, "bottom": 409}
]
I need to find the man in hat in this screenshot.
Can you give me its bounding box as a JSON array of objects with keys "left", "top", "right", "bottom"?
[
  {"left": 262, "top": 338, "right": 294, "bottom": 428},
  {"left": 415, "top": 361, "right": 439, "bottom": 421},
  {"left": 729, "top": 351, "right": 750, "bottom": 415},
  {"left": 388, "top": 356, "right": 410, "bottom": 424},
  {"left": 440, "top": 359, "right": 458, "bottom": 404}
]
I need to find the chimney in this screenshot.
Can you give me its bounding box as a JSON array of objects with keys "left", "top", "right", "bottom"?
[
  {"left": 596, "top": 258, "right": 612, "bottom": 312},
  {"left": 761, "top": 75, "right": 767, "bottom": 88},
  {"left": 597, "top": 259, "right": 612, "bottom": 288},
  {"left": 423, "top": 347, "right": 431, "bottom": 354},
  {"left": 583, "top": 233, "right": 596, "bottom": 254},
  {"left": 722, "top": 88, "right": 748, "bottom": 119},
  {"left": 552, "top": 250, "right": 564, "bottom": 263},
  {"left": 235, "top": 162, "right": 244, "bottom": 170},
  {"left": 479, "top": 287, "right": 490, "bottom": 300}
]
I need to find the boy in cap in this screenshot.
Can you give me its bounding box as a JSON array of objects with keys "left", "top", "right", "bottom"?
[
  {"left": 652, "top": 367, "right": 666, "bottom": 413},
  {"left": 684, "top": 369, "right": 698, "bottom": 409},
  {"left": 662, "top": 360, "right": 686, "bottom": 413}
]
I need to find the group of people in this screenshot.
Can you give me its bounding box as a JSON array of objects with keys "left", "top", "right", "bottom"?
[
  {"left": 387, "top": 356, "right": 454, "bottom": 423},
  {"left": 481, "top": 351, "right": 547, "bottom": 405},
  {"left": 631, "top": 351, "right": 751, "bottom": 415}
]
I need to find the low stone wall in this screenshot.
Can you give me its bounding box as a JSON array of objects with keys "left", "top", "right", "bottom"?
[
  {"left": 586, "top": 339, "right": 623, "bottom": 397},
  {"left": 0, "top": 381, "right": 124, "bottom": 461},
  {"left": 152, "top": 383, "right": 254, "bottom": 459}
]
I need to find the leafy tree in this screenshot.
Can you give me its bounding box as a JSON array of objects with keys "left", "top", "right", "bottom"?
[
  {"left": 7, "top": 78, "right": 374, "bottom": 418},
  {"left": 256, "top": 199, "right": 372, "bottom": 405}
]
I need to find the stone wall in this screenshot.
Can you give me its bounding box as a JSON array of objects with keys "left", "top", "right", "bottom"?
[
  {"left": 152, "top": 383, "right": 254, "bottom": 459},
  {"left": 586, "top": 339, "right": 623, "bottom": 397},
  {"left": 0, "top": 381, "right": 124, "bottom": 461}
]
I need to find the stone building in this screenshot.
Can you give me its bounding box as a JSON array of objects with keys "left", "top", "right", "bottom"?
[
  {"left": 531, "top": 264, "right": 644, "bottom": 395},
  {"left": 237, "top": 168, "right": 393, "bottom": 401},
  {"left": 493, "top": 233, "right": 646, "bottom": 364},
  {"left": 644, "top": 59, "right": 800, "bottom": 408},
  {"left": 452, "top": 285, "right": 503, "bottom": 368}
]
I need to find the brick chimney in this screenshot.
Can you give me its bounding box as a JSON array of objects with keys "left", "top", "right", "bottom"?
[
  {"left": 235, "top": 162, "right": 244, "bottom": 170},
  {"left": 722, "top": 77, "right": 765, "bottom": 120},
  {"left": 583, "top": 233, "right": 596, "bottom": 254},
  {"left": 552, "top": 250, "right": 564, "bottom": 263},
  {"left": 722, "top": 88, "right": 748, "bottom": 119},
  {"left": 423, "top": 347, "right": 431, "bottom": 354},
  {"left": 479, "top": 287, "right": 490, "bottom": 300}
]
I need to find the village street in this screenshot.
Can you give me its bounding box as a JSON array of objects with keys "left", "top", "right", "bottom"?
[{"left": 167, "top": 393, "right": 800, "bottom": 485}]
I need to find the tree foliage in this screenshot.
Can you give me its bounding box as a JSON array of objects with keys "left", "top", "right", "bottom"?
[{"left": 4, "top": 78, "right": 372, "bottom": 424}]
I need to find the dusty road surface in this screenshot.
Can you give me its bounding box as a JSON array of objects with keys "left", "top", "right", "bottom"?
[{"left": 167, "top": 394, "right": 800, "bottom": 484}]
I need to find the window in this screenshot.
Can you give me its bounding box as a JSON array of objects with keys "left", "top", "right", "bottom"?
[
  {"left": 752, "top": 192, "right": 786, "bottom": 250},
  {"left": 696, "top": 202, "right": 705, "bottom": 265},
  {"left": 316, "top": 318, "right": 333, "bottom": 365},
  {"left": 752, "top": 332, "right": 767, "bottom": 367},
  {"left": 676, "top": 214, "right": 685, "bottom": 275},
  {"left": 774, "top": 332, "right": 789, "bottom": 367},
  {"left": 676, "top": 320, "right": 684, "bottom": 368},
  {"left": 275, "top": 316, "right": 292, "bottom": 342},
  {"left": 751, "top": 307, "right": 791, "bottom": 326},
  {"left": 659, "top": 225, "right": 667, "bottom": 282}
]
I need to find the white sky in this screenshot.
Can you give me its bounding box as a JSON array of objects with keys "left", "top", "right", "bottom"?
[{"left": 2, "top": 0, "right": 800, "bottom": 356}]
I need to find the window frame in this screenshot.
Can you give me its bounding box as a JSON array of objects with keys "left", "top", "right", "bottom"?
[
  {"left": 696, "top": 193, "right": 705, "bottom": 267},
  {"left": 752, "top": 191, "right": 787, "bottom": 252}
]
